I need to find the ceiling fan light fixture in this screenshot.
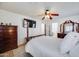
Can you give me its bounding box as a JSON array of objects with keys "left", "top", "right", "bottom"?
[
  {"left": 45, "top": 10, "right": 50, "bottom": 15},
  {"left": 45, "top": 15, "right": 50, "bottom": 18},
  {"left": 46, "top": 10, "right": 49, "bottom": 11},
  {"left": 46, "top": 11, "right": 50, "bottom": 14},
  {"left": 41, "top": 9, "right": 59, "bottom": 20}
]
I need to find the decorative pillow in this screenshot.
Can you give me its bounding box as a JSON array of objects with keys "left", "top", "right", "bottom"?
[{"left": 60, "top": 32, "right": 79, "bottom": 54}]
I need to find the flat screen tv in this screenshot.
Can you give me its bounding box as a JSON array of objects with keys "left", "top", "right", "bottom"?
[
  {"left": 23, "top": 19, "right": 36, "bottom": 28},
  {"left": 27, "top": 20, "right": 36, "bottom": 28}
]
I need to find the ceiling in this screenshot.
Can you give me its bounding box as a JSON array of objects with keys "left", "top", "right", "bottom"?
[{"left": 0, "top": 2, "right": 79, "bottom": 20}]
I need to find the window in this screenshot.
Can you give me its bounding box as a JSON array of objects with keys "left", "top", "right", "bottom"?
[
  {"left": 52, "top": 23, "right": 58, "bottom": 33},
  {"left": 41, "top": 23, "right": 45, "bottom": 33}
]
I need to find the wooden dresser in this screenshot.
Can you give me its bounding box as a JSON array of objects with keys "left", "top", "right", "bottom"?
[{"left": 0, "top": 25, "right": 18, "bottom": 53}]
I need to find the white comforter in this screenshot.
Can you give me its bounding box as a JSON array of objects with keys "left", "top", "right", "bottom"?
[{"left": 25, "top": 36, "right": 69, "bottom": 57}]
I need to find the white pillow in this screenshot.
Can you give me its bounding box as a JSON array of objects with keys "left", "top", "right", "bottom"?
[{"left": 60, "top": 32, "right": 79, "bottom": 54}]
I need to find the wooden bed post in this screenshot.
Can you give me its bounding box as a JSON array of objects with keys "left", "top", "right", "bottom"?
[
  {"left": 63, "top": 23, "right": 64, "bottom": 34},
  {"left": 72, "top": 23, "right": 74, "bottom": 31},
  {"left": 27, "top": 22, "right": 29, "bottom": 42},
  {"left": 23, "top": 19, "right": 29, "bottom": 43}
]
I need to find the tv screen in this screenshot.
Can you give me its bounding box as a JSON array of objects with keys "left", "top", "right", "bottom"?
[{"left": 27, "top": 19, "right": 36, "bottom": 28}]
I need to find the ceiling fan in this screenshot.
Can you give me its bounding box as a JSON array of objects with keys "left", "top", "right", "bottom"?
[{"left": 42, "top": 9, "right": 59, "bottom": 20}]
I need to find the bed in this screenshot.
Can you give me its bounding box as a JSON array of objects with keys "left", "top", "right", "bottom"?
[
  {"left": 25, "top": 36, "right": 69, "bottom": 57},
  {"left": 25, "top": 32, "right": 79, "bottom": 57},
  {"left": 25, "top": 20, "right": 79, "bottom": 57}
]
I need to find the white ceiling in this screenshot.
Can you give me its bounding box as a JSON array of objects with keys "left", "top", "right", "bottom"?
[{"left": 0, "top": 2, "right": 79, "bottom": 20}]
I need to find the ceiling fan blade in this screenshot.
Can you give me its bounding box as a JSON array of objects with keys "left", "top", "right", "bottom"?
[
  {"left": 49, "top": 16, "right": 52, "bottom": 20},
  {"left": 51, "top": 14, "right": 59, "bottom": 16},
  {"left": 42, "top": 17, "right": 45, "bottom": 20}
]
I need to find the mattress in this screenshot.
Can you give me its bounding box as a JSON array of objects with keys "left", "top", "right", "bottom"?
[{"left": 25, "top": 36, "right": 69, "bottom": 57}]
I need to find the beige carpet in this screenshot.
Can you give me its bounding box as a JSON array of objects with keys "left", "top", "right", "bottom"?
[{"left": 0, "top": 45, "right": 27, "bottom": 57}]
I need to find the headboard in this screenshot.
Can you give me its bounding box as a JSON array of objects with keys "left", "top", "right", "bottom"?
[{"left": 60, "top": 20, "right": 79, "bottom": 34}]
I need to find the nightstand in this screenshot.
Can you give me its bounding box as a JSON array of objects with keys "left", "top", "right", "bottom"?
[{"left": 57, "top": 33, "right": 66, "bottom": 38}]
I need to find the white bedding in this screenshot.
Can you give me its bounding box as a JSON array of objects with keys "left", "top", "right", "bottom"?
[{"left": 25, "top": 36, "right": 69, "bottom": 57}]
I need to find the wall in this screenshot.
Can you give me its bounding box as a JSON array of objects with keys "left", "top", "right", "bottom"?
[
  {"left": 41, "top": 19, "right": 53, "bottom": 36},
  {"left": 28, "top": 20, "right": 44, "bottom": 37},
  {"left": 0, "top": 9, "right": 44, "bottom": 45}
]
